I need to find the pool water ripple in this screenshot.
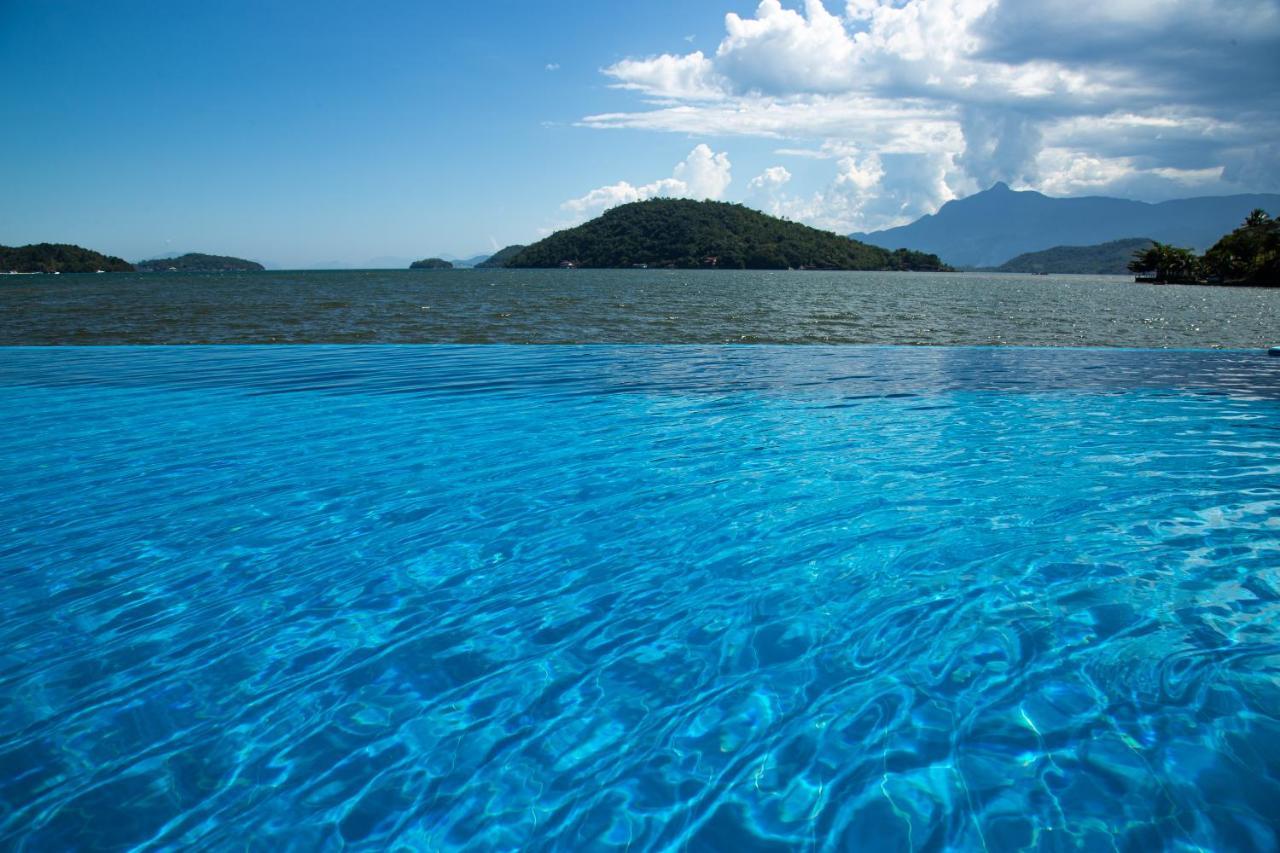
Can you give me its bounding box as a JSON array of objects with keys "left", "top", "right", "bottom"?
[{"left": 1, "top": 345, "right": 1279, "bottom": 850}]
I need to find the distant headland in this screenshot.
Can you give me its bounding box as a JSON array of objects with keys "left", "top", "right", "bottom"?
[
  {"left": 991, "top": 238, "right": 1156, "bottom": 275},
  {"left": 1, "top": 243, "right": 133, "bottom": 274},
  {"left": 409, "top": 258, "right": 453, "bottom": 270},
  {"left": 2, "top": 245, "right": 267, "bottom": 274},
  {"left": 136, "top": 253, "right": 264, "bottom": 273}
]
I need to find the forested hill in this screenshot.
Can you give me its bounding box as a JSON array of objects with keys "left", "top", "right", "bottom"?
[
  {"left": 409, "top": 258, "right": 453, "bottom": 269},
  {"left": 506, "top": 199, "right": 949, "bottom": 271},
  {"left": 476, "top": 245, "right": 526, "bottom": 268},
  {"left": 994, "top": 238, "right": 1155, "bottom": 274},
  {"left": 1, "top": 243, "right": 134, "bottom": 273},
  {"left": 136, "top": 253, "right": 264, "bottom": 272}
]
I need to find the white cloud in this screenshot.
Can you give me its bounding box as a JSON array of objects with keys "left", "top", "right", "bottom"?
[
  {"left": 545, "top": 63, "right": 560, "bottom": 72},
  {"left": 584, "top": 0, "right": 1280, "bottom": 230},
  {"left": 1033, "top": 148, "right": 1229, "bottom": 200},
  {"left": 562, "top": 144, "right": 733, "bottom": 219},
  {"left": 746, "top": 165, "right": 794, "bottom": 215},
  {"left": 674, "top": 143, "right": 734, "bottom": 199},
  {"left": 717, "top": 0, "right": 859, "bottom": 94},
  {"left": 765, "top": 151, "right": 959, "bottom": 233},
  {"left": 748, "top": 165, "right": 793, "bottom": 192},
  {"left": 833, "top": 154, "right": 885, "bottom": 194},
  {"left": 603, "top": 52, "right": 724, "bottom": 101},
  {"left": 605, "top": 0, "right": 1003, "bottom": 101}
]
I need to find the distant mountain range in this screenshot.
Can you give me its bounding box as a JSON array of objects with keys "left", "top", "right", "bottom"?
[
  {"left": 306, "top": 256, "right": 415, "bottom": 270},
  {"left": 852, "top": 183, "right": 1280, "bottom": 268},
  {"left": 992, "top": 238, "right": 1155, "bottom": 275},
  {"left": 446, "top": 254, "right": 491, "bottom": 268}
]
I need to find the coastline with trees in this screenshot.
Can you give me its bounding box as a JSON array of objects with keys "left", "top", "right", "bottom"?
[{"left": 1129, "top": 210, "right": 1279, "bottom": 286}]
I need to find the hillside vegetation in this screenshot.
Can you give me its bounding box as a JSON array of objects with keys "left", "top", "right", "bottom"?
[
  {"left": 507, "top": 199, "right": 948, "bottom": 271},
  {"left": 1, "top": 243, "right": 134, "bottom": 273},
  {"left": 1129, "top": 210, "right": 1279, "bottom": 285},
  {"left": 994, "top": 238, "right": 1155, "bottom": 274},
  {"left": 409, "top": 258, "right": 453, "bottom": 270},
  {"left": 1203, "top": 210, "right": 1279, "bottom": 284},
  {"left": 476, "top": 245, "right": 527, "bottom": 268},
  {"left": 136, "top": 253, "right": 264, "bottom": 272}
]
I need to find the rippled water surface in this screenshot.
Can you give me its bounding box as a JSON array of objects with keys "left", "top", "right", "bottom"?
[
  {"left": 3, "top": 269, "right": 1280, "bottom": 347},
  {"left": 2, "top": 345, "right": 1279, "bottom": 850}
]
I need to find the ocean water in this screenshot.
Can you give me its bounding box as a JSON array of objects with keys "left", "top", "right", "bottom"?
[
  {"left": 3, "top": 268, "right": 1280, "bottom": 348},
  {"left": 2, "top": 345, "right": 1279, "bottom": 850}
]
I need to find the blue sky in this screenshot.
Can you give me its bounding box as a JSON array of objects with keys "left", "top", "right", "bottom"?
[{"left": 3, "top": 0, "right": 1277, "bottom": 267}]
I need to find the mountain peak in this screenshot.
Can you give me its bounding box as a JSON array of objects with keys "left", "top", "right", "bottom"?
[{"left": 849, "top": 188, "right": 1280, "bottom": 268}]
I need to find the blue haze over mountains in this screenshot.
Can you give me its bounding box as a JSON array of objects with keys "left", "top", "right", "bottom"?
[{"left": 852, "top": 183, "right": 1280, "bottom": 268}]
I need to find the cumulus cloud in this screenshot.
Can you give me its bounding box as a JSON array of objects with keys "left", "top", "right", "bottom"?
[
  {"left": 765, "top": 151, "right": 959, "bottom": 233},
  {"left": 588, "top": 0, "right": 1280, "bottom": 229},
  {"left": 603, "top": 52, "right": 724, "bottom": 100},
  {"left": 675, "top": 144, "right": 734, "bottom": 198},
  {"left": 746, "top": 165, "right": 794, "bottom": 214},
  {"left": 748, "top": 165, "right": 793, "bottom": 192},
  {"left": 562, "top": 145, "right": 732, "bottom": 219},
  {"left": 716, "top": 0, "right": 859, "bottom": 94}
]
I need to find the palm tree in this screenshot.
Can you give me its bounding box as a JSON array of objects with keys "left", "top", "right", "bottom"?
[
  {"left": 1128, "top": 244, "right": 1162, "bottom": 276},
  {"left": 1163, "top": 245, "right": 1200, "bottom": 282},
  {"left": 1129, "top": 242, "right": 1199, "bottom": 283}
]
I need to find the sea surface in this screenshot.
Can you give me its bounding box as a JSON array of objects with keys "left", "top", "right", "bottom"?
[
  {"left": 2, "top": 268, "right": 1279, "bottom": 347},
  {"left": 2, "top": 344, "right": 1278, "bottom": 850}
]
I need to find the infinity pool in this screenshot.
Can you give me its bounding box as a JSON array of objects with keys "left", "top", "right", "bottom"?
[{"left": 2, "top": 346, "right": 1278, "bottom": 850}]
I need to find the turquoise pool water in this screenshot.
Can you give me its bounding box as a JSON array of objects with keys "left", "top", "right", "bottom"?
[{"left": 1, "top": 345, "right": 1278, "bottom": 850}]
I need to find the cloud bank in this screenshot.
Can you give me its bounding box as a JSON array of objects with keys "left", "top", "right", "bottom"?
[
  {"left": 563, "top": 144, "right": 733, "bottom": 220},
  {"left": 585, "top": 0, "right": 1280, "bottom": 231}
]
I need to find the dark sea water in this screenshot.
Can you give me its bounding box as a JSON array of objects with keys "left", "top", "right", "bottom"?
[{"left": 2, "top": 268, "right": 1278, "bottom": 347}]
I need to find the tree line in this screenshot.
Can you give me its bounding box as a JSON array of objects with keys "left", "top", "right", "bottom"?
[
  {"left": 1, "top": 243, "right": 134, "bottom": 273},
  {"left": 1129, "top": 210, "right": 1279, "bottom": 285}
]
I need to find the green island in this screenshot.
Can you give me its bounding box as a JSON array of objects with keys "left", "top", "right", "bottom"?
[
  {"left": 500, "top": 199, "right": 949, "bottom": 271},
  {"left": 1129, "top": 210, "right": 1279, "bottom": 285},
  {"left": 475, "top": 245, "right": 526, "bottom": 268},
  {"left": 993, "top": 238, "right": 1155, "bottom": 275},
  {"left": 1, "top": 243, "right": 133, "bottom": 274},
  {"left": 409, "top": 258, "right": 453, "bottom": 270},
  {"left": 136, "top": 253, "right": 264, "bottom": 273}
]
